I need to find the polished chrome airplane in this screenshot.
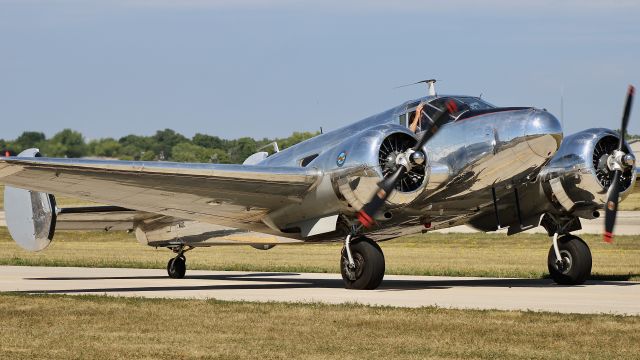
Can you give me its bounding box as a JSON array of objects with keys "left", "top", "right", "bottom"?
[{"left": 0, "top": 81, "right": 635, "bottom": 290}]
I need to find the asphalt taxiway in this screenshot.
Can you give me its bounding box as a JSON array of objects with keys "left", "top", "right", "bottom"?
[{"left": 1, "top": 266, "right": 638, "bottom": 315}]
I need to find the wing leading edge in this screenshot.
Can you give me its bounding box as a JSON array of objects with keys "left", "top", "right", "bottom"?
[{"left": 0, "top": 155, "right": 321, "bottom": 230}]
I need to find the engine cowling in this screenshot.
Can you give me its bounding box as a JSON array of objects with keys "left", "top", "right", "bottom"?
[
  {"left": 331, "top": 124, "right": 430, "bottom": 215},
  {"left": 541, "top": 128, "right": 636, "bottom": 212}
]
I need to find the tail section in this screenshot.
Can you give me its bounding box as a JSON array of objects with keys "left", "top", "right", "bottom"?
[{"left": 4, "top": 148, "right": 57, "bottom": 251}]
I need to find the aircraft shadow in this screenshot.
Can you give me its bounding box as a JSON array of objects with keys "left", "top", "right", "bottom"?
[{"left": 19, "top": 272, "right": 639, "bottom": 295}]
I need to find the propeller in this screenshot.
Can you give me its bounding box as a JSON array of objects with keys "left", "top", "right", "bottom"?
[
  {"left": 603, "top": 85, "right": 635, "bottom": 243},
  {"left": 357, "top": 100, "right": 458, "bottom": 228}
]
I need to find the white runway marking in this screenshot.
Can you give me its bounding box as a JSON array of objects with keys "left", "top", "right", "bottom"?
[{"left": 0, "top": 266, "right": 638, "bottom": 315}]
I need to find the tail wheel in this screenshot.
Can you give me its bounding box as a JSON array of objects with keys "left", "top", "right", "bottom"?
[
  {"left": 340, "top": 237, "right": 385, "bottom": 290},
  {"left": 547, "top": 235, "right": 592, "bottom": 285}
]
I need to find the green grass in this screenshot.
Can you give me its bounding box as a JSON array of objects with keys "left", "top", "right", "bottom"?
[
  {"left": 0, "top": 293, "right": 637, "bottom": 359},
  {"left": 0, "top": 228, "right": 638, "bottom": 280}
]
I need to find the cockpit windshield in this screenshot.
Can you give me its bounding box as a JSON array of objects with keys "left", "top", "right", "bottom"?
[
  {"left": 453, "top": 96, "right": 495, "bottom": 111},
  {"left": 423, "top": 96, "right": 495, "bottom": 125}
]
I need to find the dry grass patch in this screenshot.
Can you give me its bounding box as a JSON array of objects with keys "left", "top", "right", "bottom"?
[
  {"left": 0, "top": 293, "right": 638, "bottom": 359},
  {"left": 0, "top": 228, "right": 638, "bottom": 280},
  {"left": 620, "top": 190, "right": 640, "bottom": 210}
]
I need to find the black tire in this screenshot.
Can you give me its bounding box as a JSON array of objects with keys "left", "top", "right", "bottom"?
[
  {"left": 340, "top": 237, "right": 385, "bottom": 290},
  {"left": 547, "top": 235, "right": 592, "bottom": 285},
  {"left": 167, "top": 256, "right": 186, "bottom": 279}
]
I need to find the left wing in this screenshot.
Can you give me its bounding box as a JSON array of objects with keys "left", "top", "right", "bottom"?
[{"left": 0, "top": 155, "right": 321, "bottom": 231}]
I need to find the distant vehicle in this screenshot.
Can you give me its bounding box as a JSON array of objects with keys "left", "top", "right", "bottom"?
[{"left": 0, "top": 81, "right": 635, "bottom": 290}]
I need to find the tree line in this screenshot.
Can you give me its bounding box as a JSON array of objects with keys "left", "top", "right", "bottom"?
[{"left": 0, "top": 129, "right": 319, "bottom": 163}]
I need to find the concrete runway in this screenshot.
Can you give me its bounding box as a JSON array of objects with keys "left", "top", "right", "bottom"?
[{"left": 1, "top": 266, "right": 638, "bottom": 315}]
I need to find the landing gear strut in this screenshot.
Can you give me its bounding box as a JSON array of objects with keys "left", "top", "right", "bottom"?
[
  {"left": 547, "top": 234, "right": 592, "bottom": 285},
  {"left": 167, "top": 246, "right": 193, "bottom": 279},
  {"left": 340, "top": 236, "right": 385, "bottom": 290}
]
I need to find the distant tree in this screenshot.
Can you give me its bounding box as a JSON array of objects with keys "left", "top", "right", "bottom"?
[
  {"left": 228, "top": 137, "right": 257, "bottom": 163},
  {"left": 39, "top": 141, "right": 68, "bottom": 158},
  {"left": 88, "top": 138, "right": 122, "bottom": 158},
  {"left": 278, "top": 131, "right": 319, "bottom": 149},
  {"left": 171, "top": 142, "right": 214, "bottom": 163},
  {"left": 1, "top": 128, "right": 322, "bottom": 162},
  {"left": 193, "top": 133, "right": 226, "bottom": 149},
  {"left": 152, "top": 129, "right": 188, "bottom": 159},
  {"left": 625, "top": 133, "right": 640, "bottom": 141},
  {"left": 41, "top": 129, "right": 86, "bottom": 158},
  {"left": 14, "top": 131, "right": 46, "bottom": 152},
  {"left": 210, "top": 148, "right": 230, "bottom": 164},
  {"left": 0, "top": 139, "right": 17, "bottom": 155},
  {"left": 139, "top": 151, "right": 157, "bottom": 161}
]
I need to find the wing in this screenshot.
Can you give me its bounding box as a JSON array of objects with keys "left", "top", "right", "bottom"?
[
  {"left": 0, "top": 156, "right": 321, "bottom": 230},
  {"left": 54, "top": 205, "right": 161, "bottom": 231}
]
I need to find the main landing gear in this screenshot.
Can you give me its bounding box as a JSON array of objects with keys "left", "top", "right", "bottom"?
[
  {"left": 340, "top": 235, "right": 385, "bottom": 290},
  {"left": 547, "top": 234, "right": 592, "bottom": 285},
  {"left": 167, "top": 246, "right": 193, "bottom": 279}
]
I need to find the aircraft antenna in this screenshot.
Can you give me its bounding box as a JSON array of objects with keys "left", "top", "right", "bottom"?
[{"left": 394, "top": 79, "right": 438, "bottom": 96}]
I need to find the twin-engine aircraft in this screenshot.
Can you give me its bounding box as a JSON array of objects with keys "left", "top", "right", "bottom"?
[{"left": 0, "top": 81, "right": 635, "bottom": 290}]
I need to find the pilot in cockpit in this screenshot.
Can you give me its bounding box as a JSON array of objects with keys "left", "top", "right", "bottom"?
[{"left": 409, "top": 102, "right": 425, "bottom": 133}]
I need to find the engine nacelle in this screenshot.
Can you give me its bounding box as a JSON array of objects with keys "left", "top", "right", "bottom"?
[
  {"left": 329, "top": 124, "right": 430, "bottom": 215},
  {"left": 541, "top": 128, "right": 636, "bottom": 212}
]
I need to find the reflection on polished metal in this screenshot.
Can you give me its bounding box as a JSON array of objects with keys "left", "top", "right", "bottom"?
[
  {"left": 0, "top": 91, "right": 633, "bottom": 254},
  {"left": 541, "top": 129, "right": 636, "bottom": 206},
  {"left": 4, "top": 148, "right": 56, "bottom": 252},
  {"left": 410, "top": 150, "right": 426, "bottom": 165}
]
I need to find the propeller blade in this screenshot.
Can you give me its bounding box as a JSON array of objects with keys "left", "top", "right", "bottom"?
[
  {"left": 357, "top": 99, "right": 457, "bottom": 228},
  {"left": 413, "top": 99, "right": 458, "bottom": 152},
  {"left": 618, "top": 85, "right": 634, "bottom": 150},
  {"left": 604, "top": 85, "right": 635, "bottom": 243},
  {"left": 357, "top": 166, "right": 406, "bottom": 228},
  {"left": 604, "top": 170, "right": 621, "bottom": 243}
]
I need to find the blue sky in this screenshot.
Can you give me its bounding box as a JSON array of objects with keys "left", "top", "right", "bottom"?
[{"left": 0, "top": 0, "right": 638, "bottom": 140}]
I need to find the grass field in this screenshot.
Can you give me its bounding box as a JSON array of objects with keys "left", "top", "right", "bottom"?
[
  {"left": 0, "top": 228, "right": 638, "bottom": 280},
  {"left": 0, "top": 293, "right": 638, "bottom": 359},
  {"left": 621, "top": 190, "right": 640, "bottom": 210}
]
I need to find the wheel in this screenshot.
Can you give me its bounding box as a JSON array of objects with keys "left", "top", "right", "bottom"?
[
  {"left": 547, "top": 235, "right": 592, "bottom": 285},
  {"left": 340, "top": 237, "right": 385, "bottom": 290},
  {"left": 167, "top": 256, "right": 186, "bottom": 279}
]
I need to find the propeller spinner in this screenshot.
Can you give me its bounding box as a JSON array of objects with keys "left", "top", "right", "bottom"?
[{"left": 603, "top": 85, "right": 635, "bottom": 243}]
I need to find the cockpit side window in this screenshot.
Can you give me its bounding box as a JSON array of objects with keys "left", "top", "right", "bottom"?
[
  {"left": 398, "top": 113, "right": 408, "bottom": 127},
  {"left": 399, "top": 101, "right": 421, "bottom": 128}
]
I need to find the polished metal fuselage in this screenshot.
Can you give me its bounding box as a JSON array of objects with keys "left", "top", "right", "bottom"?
[{"left": 257, "top": 95, "right": 564, "bottom": 241}]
